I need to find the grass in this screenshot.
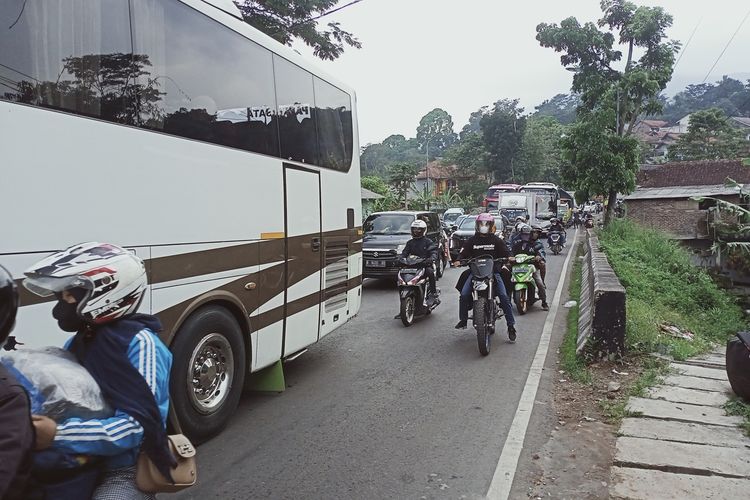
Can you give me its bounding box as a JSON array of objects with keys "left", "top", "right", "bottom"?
[
  {"left": 560, "top": 245, "right": 592, "bottom": 384},
  {"left": 724, "top": 397, "right": 750, "bottom": 436},
  {"left": 598, "top": 219, "right": 747, "bottom": 359}
]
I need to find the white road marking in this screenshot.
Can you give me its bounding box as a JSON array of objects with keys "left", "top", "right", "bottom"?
[{"left": 486, "top": 229, "right": 579, "bottom": 500}]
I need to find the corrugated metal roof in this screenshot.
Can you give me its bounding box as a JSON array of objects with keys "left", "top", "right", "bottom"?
[
  {"left": 361, "top": 187, "right": 384, "bottom": 200},
  {"left": 624, "top": 184, "right": 742, "bottom": 200}
]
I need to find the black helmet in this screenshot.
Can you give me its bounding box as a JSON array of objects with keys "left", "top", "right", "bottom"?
[
  {"left": 0, "top": 265, "right": 19, "bottom": 344},
  {"left": 530, "top": 224, "right": 543, "bottom": 240}
]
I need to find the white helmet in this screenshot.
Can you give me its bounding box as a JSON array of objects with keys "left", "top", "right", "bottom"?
[
  {"left": 24, "top": 242, "right": 147, "bottom": 325},
  {"left": 410, "top": 219, "right": 427, "bottom": 238}
]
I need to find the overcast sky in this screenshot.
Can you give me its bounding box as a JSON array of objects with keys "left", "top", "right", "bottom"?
[{"left": 298, "top": 0, "right": 750, "bottom": 146}]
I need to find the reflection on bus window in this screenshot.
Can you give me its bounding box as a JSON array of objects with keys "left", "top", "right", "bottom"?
[{"left": 275, "top": 55, "right": 318, "bottom": 165}]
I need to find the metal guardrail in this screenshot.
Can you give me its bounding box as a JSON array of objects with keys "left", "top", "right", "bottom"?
[{"left": 577, "top": 229, "right": 627, "bottom": 360}]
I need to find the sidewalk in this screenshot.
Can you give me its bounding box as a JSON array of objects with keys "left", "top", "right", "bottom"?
[{"left": 610, "top": 349, "right": 750, "bottom": 499}]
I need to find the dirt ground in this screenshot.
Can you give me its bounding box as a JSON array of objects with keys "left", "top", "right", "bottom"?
[{"left": 521, "top": 357, "right": 647, "bottom": 500}]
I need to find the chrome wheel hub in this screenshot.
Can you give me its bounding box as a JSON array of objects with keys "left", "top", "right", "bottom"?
[{"left": 188, "top": 333, "right": 234, "bottom": 414}]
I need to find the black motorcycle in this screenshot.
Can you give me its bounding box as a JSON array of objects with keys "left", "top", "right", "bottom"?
[
  {"left": 462, "top": 255, "right": 508, "bottom": 356},
  {"left": 548, "top": 231, "right": 564, "bottom": 255},
  {"left": 396, "top": 255, "right": 440, "bottom": 327}
]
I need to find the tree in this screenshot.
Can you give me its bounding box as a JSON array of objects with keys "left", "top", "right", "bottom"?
[
  {"left": 516, "top": 116, "right": 567, "bottom": 184},
  {"left": 661, "top": 77, "right": 750, "bottom": 123},
  {"left": 416, "top": 108, "right": 458, "bottom": 159},
  {"left": 537, "top": 0, "right": 680, "bottom": 224},
  {"left": 443, "top": 133, "right": 491, "bottom": 204},
  {"left": 237, "top": 1, "right": 361, "bottom": 60},
  {"left": 360, "top": 135, "right": 423, "bottom": 176},
  {"left": 386, "top": 163, "right": 419, "bottom": 209},
  {"left": 533, "top": 93, "right": 580, "bottom": 124},
  {"left": 668, "top": 108, "right": 747, "bottom": 161},
  {"left": 480, "top": 99, "right": 526, "bottom": 183},
  {"left": 460, "top": 106, "right": 490, "bottom": 138},
  {"left": 361, "top": 175, "right": 390, "bottom": 196}
]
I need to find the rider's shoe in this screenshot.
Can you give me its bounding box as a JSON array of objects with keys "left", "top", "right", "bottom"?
[
  {"left": 454, "top": 320, "right": 467, "bottom": 329},
  {"left": 541, "top": 301, "right": 549, "bottom": 311},
  {"left": 508, "top": 325, "right": 517, "bottom": 342}
]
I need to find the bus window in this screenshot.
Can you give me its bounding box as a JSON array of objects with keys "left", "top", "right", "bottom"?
[
  {"left": 274, "top": 55, "right": 319, "bottom": 165},
  {"left": 314, "top": 77, "right": 353, "bottom": 172},
  {"left": 131, "top": 0, "right": 280, "bottom": 156},
  {"left": 0, "top": 0, "right": 132, "bottom": 121}
]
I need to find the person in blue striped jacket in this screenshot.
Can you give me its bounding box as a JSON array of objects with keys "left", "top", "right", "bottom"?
[{"left": 24, "top": 243, "right": 176, "bottom": 500}]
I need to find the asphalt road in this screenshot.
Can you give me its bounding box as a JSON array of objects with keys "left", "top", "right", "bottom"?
[{"left": 175, "top": 244, "right": 572, "bottom": 500}]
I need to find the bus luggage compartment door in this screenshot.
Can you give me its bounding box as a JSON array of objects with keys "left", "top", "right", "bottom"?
[{"left": 282, "top": 165, "right": 322, "bottom": 356}]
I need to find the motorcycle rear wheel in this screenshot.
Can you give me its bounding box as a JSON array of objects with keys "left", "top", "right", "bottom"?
[
  {"left": 474, "top": 297, "right": 491, "bottom": 356},
  {"left": 400, "top": 295, "right": 415, "bottom": 327}
]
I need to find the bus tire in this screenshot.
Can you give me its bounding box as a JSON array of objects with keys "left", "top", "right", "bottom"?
[{"left": 170, "top": 305, "right": 246, "bottom": 443}]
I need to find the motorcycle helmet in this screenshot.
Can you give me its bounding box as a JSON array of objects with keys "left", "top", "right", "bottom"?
[
  {"left": 476, "top": 213, "right": 495, "bottom": 235},
  {"left": 24, "top": 242, "right": 148, "bottom": 325},
  {"left": 519, "top": 224, "right": 532, "bottom": 242},
  {"left": 410, "top": 219, "right": 427, "bottom": 238},
  {"left": 0, "top": 265, "right": 18, "bottom": 344},
  {"left": 530, "top": 224, "right": 543, "bottom": 240}
]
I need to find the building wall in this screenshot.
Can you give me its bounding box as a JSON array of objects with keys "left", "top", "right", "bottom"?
[{"left": 626, "top": 198, "right": 709, "bottom": 239}]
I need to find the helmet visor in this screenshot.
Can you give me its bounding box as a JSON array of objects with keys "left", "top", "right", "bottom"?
[{"left": 23, "top": 275, "right": 93, "bottom": 297}]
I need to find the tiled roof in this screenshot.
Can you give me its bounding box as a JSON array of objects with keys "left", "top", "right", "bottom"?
[
  {"left": 416, "top": 162, "right": 465, "bottom": 180},
  {"left": 640, "top": 119, "right": 669, "bottom": 128},
  {"left": 636, "top": 160, "right": 750, "bottom": 188}
]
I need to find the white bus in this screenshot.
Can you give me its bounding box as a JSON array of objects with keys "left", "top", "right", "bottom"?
[{"left": 0, "top": 0, "right": 363, "bottom": 440}]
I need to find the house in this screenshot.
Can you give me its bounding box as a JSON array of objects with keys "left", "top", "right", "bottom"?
[
  {"left": 633, "top": 119, "right": 669, "bottom": 141},
  {"left": 412, "top": 161, "right": 473, "bottom": 197},
  {"left": 666, "top": 114, "right": 692, "bottom": 134},
  {"left": 361, "top": 187, "right": 383, "bottom": 217},
  {"left": 625, "top": 160, "right": 750, "bottom": 264}
]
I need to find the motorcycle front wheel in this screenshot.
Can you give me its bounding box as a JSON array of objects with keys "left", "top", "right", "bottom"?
[
  {"left": 400, "top": 293, "right": 416, "bottom": 327},
  {"left": 474, "top": 297, "right": 491, "bottom": 356},
  {"left": 514, "top": 288, "right": 528, "bottom": 315}
]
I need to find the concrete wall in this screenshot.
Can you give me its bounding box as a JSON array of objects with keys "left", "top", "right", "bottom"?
[{"left": 577, "top": 230, "right": 627, "bottom": 360}]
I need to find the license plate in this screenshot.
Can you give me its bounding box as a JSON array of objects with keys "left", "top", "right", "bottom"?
[
  {"left": 401, "top": 268, "right": 420, "bottom": 273},
  {"left": 366, "top": 260, "right": 386, "bottom": 268}
]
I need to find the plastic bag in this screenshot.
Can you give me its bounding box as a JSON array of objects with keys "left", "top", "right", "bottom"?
[{"left": 0, "top": 347, "right": 112, "bottom": 421}]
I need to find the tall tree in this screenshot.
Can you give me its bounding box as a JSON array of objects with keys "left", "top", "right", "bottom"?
[
  {"left": 480, "top": 99, "right": 526, "bottom": 183},
  {"left": 237, "top": 1, "right": 361, "bottom": 60},
  {"left": 387, "top": 163, "right": 419, "bottom": 209},
  {"left": 416, "top": 108, "right": 458, "bottom": 159},
  {"left": 516, "top": 116, "right": 567, "bottom": 184},
  {"left": 668, "top": 108, "right": 747, "bottom": 161},
  {"left": 537, "top": 0, "right": 680, "bottom": 224},
  {"left": 533, "top": 93, "right": 580, "bottom": 124}
]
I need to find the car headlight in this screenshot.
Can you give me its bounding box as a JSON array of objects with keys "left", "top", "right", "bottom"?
[{"left": 396, "top": 244, "right": 405, "bottom": 253}]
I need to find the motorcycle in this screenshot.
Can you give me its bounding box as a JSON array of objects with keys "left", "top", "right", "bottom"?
[
  {"left": 396, "top": 255, "right": 440, "bottom": 327},
  {"left": 463, "top": 255, "right": 508, "bottom": 356},
  {"left": 584, "top": 215, "right": 594, "bottom": 229},
  {"left": 511, "top": 254, "right": 538, "bottom": 315},
  {"left": 548, "top": 232, "right": 564, "bottom": 255}
]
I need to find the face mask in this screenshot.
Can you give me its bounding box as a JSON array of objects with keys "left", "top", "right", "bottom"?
[
  {"left": 52, "top": 300, "right": 85, "bottom": 332},
  {"left": 478, "top": 225, "right": 490, "bottom": 234}
]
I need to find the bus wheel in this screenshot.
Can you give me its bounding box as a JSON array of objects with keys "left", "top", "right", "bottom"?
[{"left": 170, "top": 306, "right": 246, "bottom": 443}]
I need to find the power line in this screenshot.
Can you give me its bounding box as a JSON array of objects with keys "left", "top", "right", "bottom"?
[
  {"left": 702, "top": 7, "right": 750, "bottom": 83},
  {"left": 674, "top": 18, "right": 702, "bottom": 69},
  {"left": 278, "top": 0, "right": 366, "bottom": 34}
]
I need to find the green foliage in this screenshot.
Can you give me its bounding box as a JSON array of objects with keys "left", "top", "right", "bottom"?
[
  {"left": 386, "top": 163, "right": 419, "bottom": 209},
  {"left": 660, "top": 76, "right": 750, "bottom": 123},
  {"left": 598, "top": 219, "right": 746, "bottom": 359},
  {"left": 443, "top": 133, "right": 491, "bottom": 204},
  {"left": 669, "top": 108, "right": 747, "bottom": 161},
  {"left": 517, "top": 116, "right": 567, "bottom": 184},
  {"left": 360, "top": 135, "right": 424, "bottom": 176},
  {"left": 724, "top": 397, "right": 750, "bottom": 436},
  {"left": 360, "top": 175, "right": 389, "bottom": 196},
  {"left": 416, "top": 108, "right": 458, "bottom": 159},
  {"left": 537, "top": 0, "right": 680, "bottom": 224},
  {"left": 480, "top": 99, "right": 526, "bottom": 182},
  {"left": 562, "top": 246, "right": 592, "bottom": 384},
  {"left": 600, "top": 357, "right": 670, "bottom": 423},
  {"left": 534, "top": 93, "right": 580, "bottom": 124},
  {"left": 238, "top": 1, "right": 361, "bottom": 60}
]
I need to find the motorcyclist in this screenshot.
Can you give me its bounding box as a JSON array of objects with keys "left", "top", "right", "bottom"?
[
  {"left": 509, "top": 215, "right": 528, "bottom": 248},
  {"left": 547, "top": 217, "right": 567, "bottom": 247},
  {"left": 0, "top": 265, "right": 34, "bottom": 500},
  {"left": 511, "top": 225, "right": 549, "bottom": 311},
  {"left": 400, "top": 220, "right": 439, "bottom": 306},
  {"left": 452, "top": 213, "right": 517, "bottom": 341}
]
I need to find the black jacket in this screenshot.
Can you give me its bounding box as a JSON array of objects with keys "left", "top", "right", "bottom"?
[
  {"left": 0, "top": 365, "right": 33, "bottom": 500},
  {"left": 549, "top": 222, "right": 565, "bottom": 233},
  {"left": 401, "top": 237, "right": 438, "bottom": 262},
  {"left": 458, "top": 233, "right": 510, "bottom": 261}
]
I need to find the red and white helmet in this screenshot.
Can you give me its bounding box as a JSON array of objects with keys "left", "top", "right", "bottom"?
[{"left": 23, "top": 242, "right": 147, "bottom": 324}]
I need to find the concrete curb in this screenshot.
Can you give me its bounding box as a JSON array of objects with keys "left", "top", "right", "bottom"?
[{"left": 610, "top": 351, "right": 750, "bottom": 499}]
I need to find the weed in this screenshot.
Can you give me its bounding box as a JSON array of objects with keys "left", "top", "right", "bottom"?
[
  {"left": 599, "top": 357, "right": 670, "bottom": 424},
  {"left": 724, "top": 397, "right": 750, "bottom": 436},
  {"left": 598, "top": 219, "right": 747, "bottom": 357}
]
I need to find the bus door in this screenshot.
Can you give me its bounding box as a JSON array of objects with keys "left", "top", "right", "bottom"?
[{"left": 282, "top": 165, "right": 323, "bottom": 356}]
